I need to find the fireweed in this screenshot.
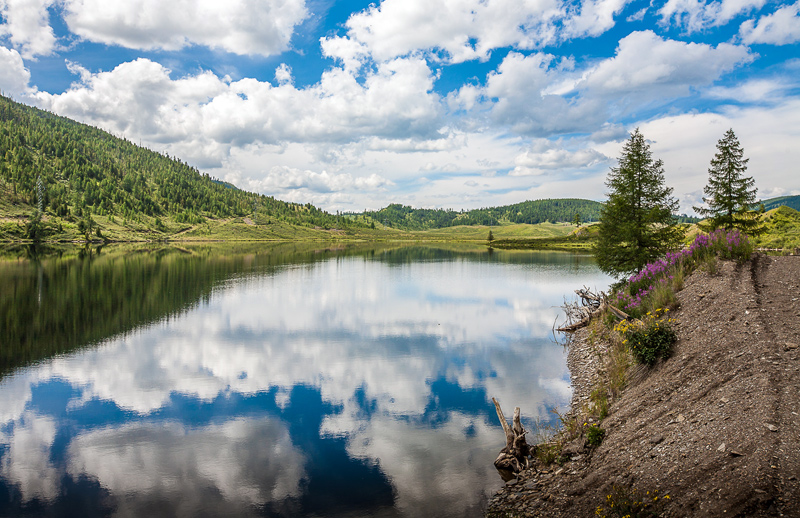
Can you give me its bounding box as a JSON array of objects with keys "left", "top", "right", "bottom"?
[{"left": 612, "top": 229, "right": 752, "bottom": 318}]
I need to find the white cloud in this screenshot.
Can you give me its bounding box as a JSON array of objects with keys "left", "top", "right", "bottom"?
[
  {"left": 0, "top": 45, "right": 33, "bottom": 96},
  {"left": 705, "top": 78, "right": 794, "bottom": 102},
  {"left": 562, "top": 0, "right": 633, "bottom": 39},
  {"left": 60, "top": 0, "right": 308, "bottom": 56},
  {"left": 578, "top": 31, "right": 753, "bottom": 97},
  {"left": 274, "top": 63, "right": 293, "bottom": 85},
  {"left": 659, "top": 0, "right": 767, "bottom": 32},
  {"left": 450, "top": 33, "right": 752, "bottom": 139},
  {"left": 0, "top": 0, "right": 57, "bottom": 57},
  {"left": 511, "top": 141, "right": 609, "bottom": 176},
  {"left": 739, "top": 1, "right": 800, "bottom": 45},
  {"left": 249, "top": 166, "right": 393, "bottom": 193},
  {"left": 35, "top": 56, "right": 443, "bottom": 168},
  {"left": 326, "top": 0, "right": 598, "bottom": 66}
]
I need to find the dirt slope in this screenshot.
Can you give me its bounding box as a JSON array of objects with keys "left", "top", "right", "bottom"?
[{"left": 487, "top": 255, "right": 800, "bottom": 517}]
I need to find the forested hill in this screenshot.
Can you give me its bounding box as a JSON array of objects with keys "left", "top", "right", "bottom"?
[
  {"left": 0, "top": 95, "right": 356, "bottom": 235},
  {"left": 763, "top": 195, "right": 800, "bottom": 212},
  {"left": 355, "top": 199, "right": 604, "bottom": 230}
]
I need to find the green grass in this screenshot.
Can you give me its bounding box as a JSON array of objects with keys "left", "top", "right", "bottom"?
[
  {"left": 0, "top": 196, "right": 591, "bottom": 245},
  {"left": 683, "top": 206, "right": 800, "bottom": 251}
]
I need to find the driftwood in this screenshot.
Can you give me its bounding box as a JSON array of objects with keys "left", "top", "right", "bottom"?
[
  {"left": 492, "top": 398, "right": 534, "bottom": 480},
  {"left": 555, "top": 287, "right": 632, "bottom": 332}
]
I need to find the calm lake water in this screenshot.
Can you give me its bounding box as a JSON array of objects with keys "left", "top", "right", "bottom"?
[{"left": 0, "top": 243, "right": 610, "bottom": 517}]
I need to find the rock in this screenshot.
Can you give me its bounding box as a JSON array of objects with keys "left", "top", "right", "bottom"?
[
  {"left": 676, "top": 414, "right": 686, "bottom": 423},
  {"left": 764, "top": 423, "right": 778, "bottom": 432},
  {"left": 785, "top": 342, "right": 798, "bottom": 351},
  {"left": 717, "top": 443, "right": 726, "bottom": 452},
  {"left": 562, "top": 437, "right": 585, "bottom": 455},
  {"left": 649, "top": 434, "right": 664, "bottom": 445},
  {"left": 730, "top": 450, "right": 744, "bottom": 457}
]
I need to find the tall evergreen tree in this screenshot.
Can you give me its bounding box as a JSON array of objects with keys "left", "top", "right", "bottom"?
[
  {"left": 595, "top": 129, "right": 682, "bottom": 277},
  {"left": 694, "top": 129, "right": 764, "bottom": 234}
]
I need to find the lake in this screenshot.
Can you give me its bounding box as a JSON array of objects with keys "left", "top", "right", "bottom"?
[{"left": 0, "top": 243, "right": 611, "bottom": 517}]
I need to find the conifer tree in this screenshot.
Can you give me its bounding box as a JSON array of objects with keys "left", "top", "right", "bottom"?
[
  {"left": 595, "top": 129, "right": 682, "bottom": 277},
  {"left": 694, "top": 129, "right": 764, "bottom": 234}
]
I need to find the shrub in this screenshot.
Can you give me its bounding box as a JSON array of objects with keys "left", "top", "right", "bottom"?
[
  {"left": 615, "top": 309, "right": 677, "bottom": 366},
  {"left": 586, "top": 423, "right": 606, "bottom": 447}
]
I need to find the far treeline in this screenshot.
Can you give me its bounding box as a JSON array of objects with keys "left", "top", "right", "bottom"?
[{"left": 350, "top": 199, "right": 604, "bottom": 230}]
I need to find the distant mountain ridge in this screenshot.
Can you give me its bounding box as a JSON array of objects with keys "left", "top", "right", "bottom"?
[{"left": 762, "top": 195, "right": 800, "bottom": 212}]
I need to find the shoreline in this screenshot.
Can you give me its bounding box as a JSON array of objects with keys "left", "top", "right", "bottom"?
[{"left": 486, "top": 255, "right": 800, "bottom": 517}]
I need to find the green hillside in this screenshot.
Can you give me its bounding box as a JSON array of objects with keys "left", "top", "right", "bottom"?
[
  {"left": 0, "top": 95, "right": 367, "bottom": 241},
  {"left": 754, "top": 206, "right": 800, "bottom": 249},
  {"left": 354, "top": 198, "right": 604, "bottom": 230},
  {"left": 762, "top": 195, "right": 800, "bottom": 212}
]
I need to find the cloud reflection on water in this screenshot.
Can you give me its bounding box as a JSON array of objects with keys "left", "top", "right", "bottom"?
[{"left": 0, "top": 250, "right": 610, "bottom": 517}]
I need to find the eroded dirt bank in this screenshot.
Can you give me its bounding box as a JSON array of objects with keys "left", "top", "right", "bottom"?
[{"left": 487, "top": 255, "right": 800, "bottom": 517}]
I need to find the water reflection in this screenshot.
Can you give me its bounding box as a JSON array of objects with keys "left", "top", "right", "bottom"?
[{"left": 0, "top": 244, "right": 610, "bottom": 517}]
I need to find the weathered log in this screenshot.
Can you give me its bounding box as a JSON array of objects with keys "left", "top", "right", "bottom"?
[
  {"left": 492, "top": 398, "right": 533, "bottom": 479},
  {"left": 607, "top": 304, "right": 630, "bottom": 321}
]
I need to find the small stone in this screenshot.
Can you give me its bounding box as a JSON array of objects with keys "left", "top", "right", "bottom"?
[
  {"left": 730, "top": 450, "right": 744, "bottom": 457},
  {"left": 717, "top": 443, "right": 726, "bottom": 452},
  {"left": 764, "top": 423, "right": 778, "bottom": 432},
  {"left": 785, "top": 342, "right": 798, "bottom": 351},
  {"left": 649, "top": 434, "right": 665, "bottom": 445},
  {"left": 677, "top": 414, "right": 686, "bottom": 423},
  {"left": 720, "top": 397, "right": 729, "bottom": 404}
]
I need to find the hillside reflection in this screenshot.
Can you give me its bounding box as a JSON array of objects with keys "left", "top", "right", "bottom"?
[{"left": 0, "top": 244, "right": 610, "bottom": 517}]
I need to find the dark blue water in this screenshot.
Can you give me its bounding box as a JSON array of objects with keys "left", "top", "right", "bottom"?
[{"left": 0, "top": 244, "right": 610, "bottom": 517}]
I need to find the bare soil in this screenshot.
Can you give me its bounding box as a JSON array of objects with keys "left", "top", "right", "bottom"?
[{"left": 487, "top": 254, "right": 800, "bottom": 517}]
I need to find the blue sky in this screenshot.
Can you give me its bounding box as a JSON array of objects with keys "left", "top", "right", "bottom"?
[{"left": 1, "top": 0, "right": 798, "bottom": 213}]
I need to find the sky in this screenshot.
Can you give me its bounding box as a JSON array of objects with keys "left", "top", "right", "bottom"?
[{"left": 1, "top": 0, "right": 798, "bottom": 214}]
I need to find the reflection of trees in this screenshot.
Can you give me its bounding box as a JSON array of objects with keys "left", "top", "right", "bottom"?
[{"left": 0, "top": 243, "right": 396, "bottom": 377}]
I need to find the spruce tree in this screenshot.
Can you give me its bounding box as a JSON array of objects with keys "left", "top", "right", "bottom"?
[
  {"left": 694, "top": 129, "right": 764, "bottom": 234},
  {"left": 595, "top": 129, "right": 682, "bottom": 277}
]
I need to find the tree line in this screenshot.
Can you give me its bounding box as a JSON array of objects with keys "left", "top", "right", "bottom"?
[{"left": 352, "top": 198, "right": 605, "bottom": 230}]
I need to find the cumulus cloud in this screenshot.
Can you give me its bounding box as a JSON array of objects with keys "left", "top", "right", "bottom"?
[
  {"left": 59, "top": 0, "right": 308, "bottom": 56},
  {"left": 511, "top": 140, "right": 609, "bottom": 176},
  {"left": 449, "top": 32, "right": 752, "bottom": 138},
  {"left": 250, "top": 166, "right": 393, "bottom": 193},
  {"left": 659, "top": 0, "right": 767, "bottom": 32},
  {"left": 0, "top": 0, "right": 57, "bottom": 57},
  {"left": 577, "top": 31, "right": 753, "bottom": 97},
  {"left": 562, "top": 0, "right": 633, "bottom": 39},
  {"left": 35, "top": 56, "right": 443, "bottom": 168},
  {"left": 739, "top": 1, "right": 800, "bottom": 45},
  {"left": 0, "top": 45, "right": 33, "bottom": 96},
  {"left": 705, "top": 78, "right": 795, "bottom": 102},
  {"left": 325, "top": 0, "right": 636, "bottom": 66}
]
